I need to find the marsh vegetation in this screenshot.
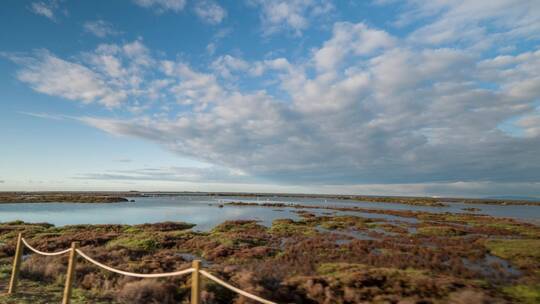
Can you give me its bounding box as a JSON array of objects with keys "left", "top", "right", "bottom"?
[
  {"left": 0, "top": 203, "right": 539, "bottom": 303},
  {"left": 0, "top": 193, "right": 128, "bottom": 204}
]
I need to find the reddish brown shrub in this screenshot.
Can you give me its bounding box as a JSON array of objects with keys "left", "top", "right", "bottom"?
[
  {"left": 20, "top": 255, "right": 66, "bottom": 282},
  {"left": 447, "top": 289, "right": 496, "bottom": 304},
  {"left": 116, "top": 279, "right": 177, "bottom": 304}
]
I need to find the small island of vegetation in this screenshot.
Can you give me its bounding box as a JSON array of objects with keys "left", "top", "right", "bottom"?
[{"left": 0, "top": 193, "right": 129, "bottom": 204}]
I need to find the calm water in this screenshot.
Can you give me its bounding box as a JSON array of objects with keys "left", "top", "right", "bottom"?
[{"left": 0, "top": 196, "right": 538, "bottom": 230}]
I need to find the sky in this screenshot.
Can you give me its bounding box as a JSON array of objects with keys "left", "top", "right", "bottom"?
[{"left": 1, "top": 0, "right": 540, "bottom": 197}]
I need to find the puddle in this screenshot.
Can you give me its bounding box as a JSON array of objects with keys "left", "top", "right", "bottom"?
[
  {"left": 462, "top": 254, "right": 521, "bottom": 278},
  {"left": 370, "top": 227, "right": 399, "bottom": 237},
  {"left": 175, "top": 253, "right": 210, "bottom": 266},
  {"left": 316, "top": 226, "right": 378, "bottom": 241}
]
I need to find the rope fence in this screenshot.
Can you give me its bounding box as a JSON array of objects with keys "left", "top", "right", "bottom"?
[
  {"left": 21, "top": 238, "right": 72, "bottom": 256},
  {"left": 5, "top": 233, "right": 277, "bottom": 304},
  {"left": 75, "top": 249, "right": 195, "bottom": 278},
  {"left": 200, "top": 270, "right": 277, "bottom": 304}
]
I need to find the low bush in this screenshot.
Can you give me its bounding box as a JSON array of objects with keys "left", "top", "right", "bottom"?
[{"left": 116, "top": 279, "right": 178, "bottom": 304}]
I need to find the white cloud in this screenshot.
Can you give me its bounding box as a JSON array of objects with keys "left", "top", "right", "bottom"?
[
  {"left": 515, "top": 113, "right": 540, "bottom": 138},
  {"left": 84, "top": 20, "right": 121, "bottom": 38},
  {"left": 314, "top": 22, "right": 395, "bottom": 71},
  {"left": 397, "top": 0, "right": 540, "bottom": 47},
  {"left": 249, "top": 0, "right": 334, "bottom": 36},
  {"left": 29, "top": 1, "right": 59, "bottom": 21},
  {"left": 161, "top": 60, "right": 225, "bottom": 107},
  {"left": 206, "top": 43, "right": 217, "bottom": 55},
  {"left": 113, "top": 158, "right": 133, "bottom": 163},
  {"left": 206, "top": 27, "right": 232, "bottom": 55},
  {"left": 76, "top": 165, "right": 251, "bottom": 183},
  {"left": 211, "top": 55, "right": 250, "bottom": 78},
  {"left": 194, "top": 0, "right": 227, "bottom": 24},
  {"left": 7, "top": 40, "right": 160, "bottom": 109},
  {"left": 133, "top": 0, "right": 187, "bottom": 13},
  {"left": 121, "top": 40, "right": 153, "bottom": 66},
  {"left": 18, "top": 111, "right": 66, "bottom": 121},
  {"left": 15, "top": 51, "right": 126, "bottom": 108},
  {"left": 311, "top": 181, "right": 540, "bottom": 198},
  {"left": 477, "top": 49, "right": 540, "bottom": 102}
]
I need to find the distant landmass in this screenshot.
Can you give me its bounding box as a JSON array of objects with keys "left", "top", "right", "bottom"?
[
  {"left": 485, "top": 195, "right": 540, "bottom": 201},
  {"left": 1, "top": 191, "right": 539, "bottom": 206}
]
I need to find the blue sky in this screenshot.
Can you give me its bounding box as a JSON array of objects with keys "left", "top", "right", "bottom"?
[{"left": 1, "top": 0, "right": 540, "bottom": 197}]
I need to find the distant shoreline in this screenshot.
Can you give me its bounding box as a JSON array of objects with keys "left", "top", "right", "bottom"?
[
  {"left": 0, "top": 193, "right": 129, "bottom": 204},
  {"left": 0, "top": 191, "right": 539, "bottom": 206}
]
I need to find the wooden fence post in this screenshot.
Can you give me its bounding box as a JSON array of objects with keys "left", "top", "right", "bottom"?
[
  {"left": 8, "top": 233, "right": 23, "bottom": 294},
  {"left": 191, "top": 260, "right": 201, "bottom": 304},
  {"left": 62, "top": 242, "right": 78, "bottom": 304}
]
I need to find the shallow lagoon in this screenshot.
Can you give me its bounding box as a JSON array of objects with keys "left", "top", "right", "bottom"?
[
  {"left": 1, "top": 197, "right": 539, "bottom": 303},
  {"left": 0, "top": 195, "right": 538, "bottom": 230}
]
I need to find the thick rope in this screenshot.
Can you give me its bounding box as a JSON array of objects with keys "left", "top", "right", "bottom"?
[
  {"left": 76, "top": 249, "right": 194, "bottom": 278},
  {"left": 200, "top": 270, "right": 277, "bottom": 304},
  {"left": 21, "top": 238, "right": 72, "bottom": 256}
]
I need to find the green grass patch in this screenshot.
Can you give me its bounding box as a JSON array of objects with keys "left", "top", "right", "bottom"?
[
  {"left": 316, "top": 262, "right": 428, "bottom": 281},
  {"left": 318, "top": 216, "right": 367, "bottom": 230},
  {"left": 503, "top": 284, "right": 540, "bottom": 304},
  {"left": 269, "top": 219, "right": 316, "bottom": 236},
  {"left": 122, "top": 226, "right": 143, "bottom": 234},
  {"left": 211, "top": 220, "right": 265, "bottom": 234},
  {"left": 417, "top": 226, "right": 466, "bottom": 237},
  {"left": 486, "top": 239, "right": 540, "bottom": 267},
  {"left": 107, "top": 235, "right": 159, "bottom": 251},
  {"left": 485, "top": 223, "right": 540, "bottom": 238},
  {"left": 0, "top": 263, "right": 12, "bottom": 280}
]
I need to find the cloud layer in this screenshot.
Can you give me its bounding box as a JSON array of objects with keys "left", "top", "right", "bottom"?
[
  {"left": 76, "top": 166, "right": 251, "bottom": 184},
  {"left": 9, "top": 0, "right": 540, "bottom": 191}
]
